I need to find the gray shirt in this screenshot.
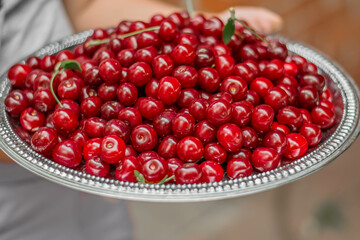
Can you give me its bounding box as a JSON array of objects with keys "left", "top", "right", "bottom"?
[{"left": 0, "top": 1, "right": 133, "bottom": 239}]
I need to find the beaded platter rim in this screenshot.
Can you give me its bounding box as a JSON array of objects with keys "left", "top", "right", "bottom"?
[{"left": 0, "top": 31, "right": 359, "bottom": 202}]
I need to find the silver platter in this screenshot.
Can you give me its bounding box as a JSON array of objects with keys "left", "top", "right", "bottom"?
[{"left": 0, "top": 31, "right": 359, "bottom": 202}]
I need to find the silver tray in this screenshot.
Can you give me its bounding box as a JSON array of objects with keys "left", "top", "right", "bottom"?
[{"left": 0, "top": 31, "right": 359, "bottom": 202}]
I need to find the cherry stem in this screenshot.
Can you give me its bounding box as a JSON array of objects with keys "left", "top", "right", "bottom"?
[
  {"left": 50, "top": 64, "right": 63, "bottom": 108},
  {"left": 86, "top": 26, "right": 161, "bottom": 47},
  {"left": 229, "top": 7, "right": 272, "bottom": 48},
  {"left": 185, "top": 0, "right": 195, "bottom": 18}
]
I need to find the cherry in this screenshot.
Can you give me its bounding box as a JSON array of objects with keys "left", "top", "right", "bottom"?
[
  {"left": 189, "top": 14, "right": 206, "bottom": 31},
  {"left": 290, "top": 55, "right": 308, "bottom": 73},
  {"left": 319, "top": 100, "right": 335, "bottom": 112},
  {"left": 264, "top": 87, "right": 288, "bottom": 112},
  {"left": 299, "top": 74, "right": 325, "bottom": 91},
  {"left": 25, "top": 69, "right": 41, "bottom": 89},
  {"left": 158, "top": 76, "right": 181, "bottom": 105},
  {"left": 8, "top": 64, "right": 32, "bottom": 88},
  {"left": 93, "top": 47, "right": 115, "bottom": 64},
  {"left": 5, "top": 90, "right": 29, "bottom": 115},
  {"left": 251, "top": 104, "right": 275, "bottom": 133},
  {"left": 263, "top": 130, "right": 287, "bottom": 155},
  {"left": 118, "top": 107, "right": 142, "bottom": 128},
  {"left": 176, "top": 33, "right": 198, "bottom": 48},
  {"left": 145, "top": 79, "right": 160, "bottom": 99},
  {"left": 100, "top": 135, "right": 125, "bottom": 164},
  {"left": 245, "top": 90, "right": 261, "bottom": 106},
  {"left": 84, "top": 67, "right": 103, "bottom": 86},
  {"left": 57, "top": 78, "right": 81, "bottom": 101},
  {"left": 194, "top": 120, "right": 217, "bottom": 144},
  {"left": 202, "top": 17, "right": 223, "bottom": 38},
  {"left": 300, "top": 108, "right": 312, "bottom": 124},
  {"left": 204, "top": 142, "right": 227, "bottom": 164},
  {"left": 131, "top": 124, "right": 158, "bottom": 152},
  {"left": 128, "top": 62, "right": 152, "bottom": 87},
  {"left": 158, "top": 135, "right": 178, "bottom": 159},
  {"left": 115, "top": 156, "right": 140, "bottom": 182},
  {"left": 220, "top": 76, "right": 248, "bottom": 101},
  {"left": 137, "top": 151, "right": 160, "bottom": 165},
  {"left": 98, "top": 58, "right": 122, "bottom": 84},
  {"left": 167, "top": 12, "right": 186, "bottom": 28},
  {"left": 80, "top": 96, "right": 102, "bottom": 118},
  {"left": 134, "top": 46, "right": 157, "bottom": 64},
  {"left": 159, "top": 42, "right": 175, "bottom": 55},
  {"left": 167, "top": 158, "right": 183, "bottom": 180},
  {"left": 116, "top": 82, "right": 138, "bottom": 106},
  {"left": 227, "top": 157, "right": 253, "bottom": 179},
  {"left": 150, "top": 14, "right": 165, "bottom": 26},
  {"left": 239, "top": 44, "right": 260, "bottom": 61},
  {"left": 200, "top": 161, "right": 224, "bottom": 183},
  {"left": 159, "top": 20, "right": 178, "bottom": 41},
  {"left": 172, "top": 112, "right": 195, "bottom": 139},
  {"left": 20, "top": 107, "right": 45, "bottom": 132},
  {"left": 241, "top": 126, "right": 258, "bottom": 149},
  {"left": 188, "top": 98, "right": 209, "bottom": 121},
  {"left": 33, "top": 88, "right": 56, "bottom": 113},
  {"left": 84, "top": 117, "right": 106, "bottom": 138},
  {"left": 177, "top": 88, "right": 199, "bottom": 108},
  {"left": 214, "top": 55, "right": 234, "bottom": 79},
  {"left": 277, "top": 83, "right": 297, "bottom": 106},
  {"left": 83, "top": 138, "right": 102, "bottom": 161},
  {"left": 137, "top": 32, "right": 159, "bottom": 48},
  {"left": 69, "top": 129, "right": 89, "bottom": 149},
  {"left": 91, "top": 28, "right": 109, "bottom": 39},
  {"left": 198, "top": 67, "right": 221, "bottom": 93},
  {"left": 117, "top": 49, "right": 135, "bottom": 67},
  {"left": 320, "top": 88, "right": 333, "bottom": 102},
  {"left": 53, "top": 140, "right": 82, "bottom": 168},
  {"left": 206, "top": 99, "right": 232, "bottom": 126},
  {"left": 263, "top": 59, "right": 284, "bottom": 80},
  {"left": 26, "top": 56, "right": 41, "bottom": 69},
  {"left": 116, "top": 20, "right": 131, "bottom": 34},
  {"left": 277, "top": 75, "right": 298, "bottom": 89},
  {"left": 103, "top": 119, "right": 131, "bottom": 143},
  {"left": 97, "top": 83, "right": 117, "bottom": 102},
  {"left": 177, "top": 136, "right": 204, "bottom": 163},
  {"left": 141, "top": 158, "right": 168, "bottom": 183},
  {"left": 311, "top": 105, "right": 335, "bottom": 129},
  {"left": 52, "top": 108, "right": 79, "bottom": 134},
  {"left": 108, "top": 38, "right": 123, "bottom": 54},
  {"left": 217, "top": 123, "right": 243, "bottom": 152},
  {"left": 251, "top": 147, "right": 280, "bottom": 172},
  {"left": 153, "top": 111, "right": 176, "bottom": 137},
  {"left": 39, "top": 55, "right": 56, "bottom": 72},
  {"left": 283, "top": 62, "right": 298, "bottom": 77},
  {"left": 175, "top": 163, "right": 203, "bottom": 184},
  {"left": 125, "top": 145, "right": 137, "bottom": 157},
  {"left": 171, "top": 44, "right": 195, "bottom": 65},
  {"left": 277, "top": 106, "right": 303, "bottom": 131},
  {"left": 300, "top": 123, "right": 322, "bottom": 147},
  {"left": 173, "top": 65, "right": 198, "bottom": 88},
  {"left": 194, "top": 46, "right": 215, "bottom": 68},
  {"left": 233, "top": 63, "right": 255, "bottom": 84},
  {"left": 283, "top": 133, "right": 308, "bottom": 159},
  {"left": 86, "top": 156, "right": 110, "bottom": 177},
  {"left": 136, "top": 97, "right": 164, "bottom": 120},
  {"left": 31, "top": 127, "right": 59, "bottom": 157},
  {"left": 298, "top": 86, "right": 319, "bottom": 109},
  {"left": 152, "top": 55, "right": 174, "bottom": 79},
  {"left": 250, "top": 77, "right": 273, "bottom": 98}
]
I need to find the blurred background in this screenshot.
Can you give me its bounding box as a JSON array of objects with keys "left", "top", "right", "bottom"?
[{"left": 128, "top": 1, "right": 360, "bottom": 239}]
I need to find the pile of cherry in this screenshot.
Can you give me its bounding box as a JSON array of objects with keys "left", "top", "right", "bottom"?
[{"left": 4, "top": 12, "right": 336, "bottom": 185}]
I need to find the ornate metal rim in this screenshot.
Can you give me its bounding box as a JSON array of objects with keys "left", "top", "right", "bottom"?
[{"left": 0, "top": 31, "right": 359, "bottom": 202}]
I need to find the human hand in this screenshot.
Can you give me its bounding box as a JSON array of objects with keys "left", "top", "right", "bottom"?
[{"left": 215, "top": 6, "right": 283, "bottom": 35}]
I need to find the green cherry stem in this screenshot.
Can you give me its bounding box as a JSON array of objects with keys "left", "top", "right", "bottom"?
[{"left": 86, "top": 26, "right": 161, "bottom": 47}]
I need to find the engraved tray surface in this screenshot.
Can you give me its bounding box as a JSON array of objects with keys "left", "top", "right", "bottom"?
[{"left": 0, "top": 31, "right": 359, "bottom": 202}]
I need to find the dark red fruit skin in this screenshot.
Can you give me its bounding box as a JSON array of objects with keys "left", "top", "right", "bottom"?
[
  {"left": 284, "top": 133, "right": 308, "bottom": 159},
  {"left": 167, "top": 158, "right": 183, "bottom": 181},
  {"left": 251, "top": 104, "right": 275, "bottom": 133},
  {"left": 86, "top": 156, "right": 110, "bottom": 177},
  {"left": 215, "top": 55, "right": 235, "bottom": 79},
  {"left": 31, "top": 127, "right": 59, "bottom": 157},
  {"left": 84, "top": 67, "right": 103, "bottom": 86},
  {"left": 217, "top": 123, "right": 243, "bottom": 152},
  {"left": 80, "top": 96, "right": 102, "bottom": 118},
  {"left": 175, "top": 163, "right": 203, "bottom": 184},
  {"left": 115, "top": 156, "right": 140, "bottom": 182},
  {"left": 137, "top": 151, "right": 160, "bottom": 165},
  {"left": 264, "top": 87, "right": 288, "bottom": 112},
  {"left": 52, "top": 108, "right": 79, "bottom": 134},
  {"left": 319, "top": 100, "right": 335, "bottom": 112},
  {"left": 128, "top": 62, "right": 152, "bottom": 87},
  {"left": 100, "top": 101, "right": 124, "bottom": 120},
  {"left": 20, "top": 107, "right": 45, "bottom": 132},
  {"left": 153, "top": 111, "right": 176, "bottom": 138},
  {"left": 220, "top": 76, "right": 247, "bottom": 101},
  {"left": 300, "top": 123, "right": 322, "bottom": 147},
  {"left": 125, "top": 145, "right": 137, "bottom": 157},
  {"left": 227, "top": 157, "right": 253, "bottom": 179},
  {"left": 69, "top": 129, "right": 89, "bottom": 149},
  {"left": 311, "top": 106, "right": 336, "bottom": 129},
  {"left": 172, "top": 112, "right": 195, "bottom": 139},
  {"left": 52, "top": 140, "right": 82, "bottom": 168},
  {"left": 103, "top": 119, "right": 130, "bottom": 143},
  {"left": 194, "top": 120, "right": 217, "bottom": 144},
  {"left": 231, "top": 101, "right": 252, "bottom": 127},
  {"left": 298, "top": 86, "right": 319, "bottom": 110},
  {"left": 299, "top": 74, "right": 325, "bottom": 91},
  {"left": 189, "top": 98, "right": 209, "bottom": 121},
  {"left": 145, "top": 79, "right": 159, "bottom": 99},
  {"left": 131, "top": 124, "right": 158, "bottom": 152},
  {"left": 245, "top": 90, "right": 261, "bottom": 106},
  {"left": 204, "top": 143, "right": 227, "bottom": 164},
  {"left": 251, "top": 147, "right": 280, "bottom": 172},
  {"left": 195, "top": 46, "right": 215, "bottom": 68},
  {"left": 159, "top": 20, "right": 178, "bottom": 41},
  {"left": 249, "top": 77, "right": 274, "bottom": 98},
  {"left": 116, "top": 82, "right": 138, "bottom": 106},
  {"left": 56, "top": 99, "right": 80, "bottom": 118},
  {"left": 98, "top": 58, "right": 122, "bottom": 84},
  {"left": 118, "top": 107, "right": 142, "bottom": 128},
  {"left": 299, "top": 108, "right": 312, "bottom": 124},
  {"left": 33, "top": 88, "right": 56, "bottom": 113},
  {"left": 277, "top": 106, "right": 304, "bottom": 132},
  {"left": 152, "top": 55, "right": 174, "bottom": 79},
  {"left": 173, "top": 65, "right": 198, "bottom": 88},
  {"left": 158, "top": 136, "right": 178, "bottom": 159},
  {"left": 200, "top": 161, "right": 224, "bottom": 183},
  {"left": 227, "top": 148, "right": 252, "bottom": 162},
  {"left": 83, "top": 138, "right": 102, "bottom": 161},
  {"left": 202, "top": 17, "right": 224, "bottom": 38},
  {"left": 177, "top": 136, "right": 204, "bottom": 163},
  {"left": 141, "top": 158, "right": 168, "bottom": 183},
  {"left": 241, "top": 126, "right": 258, "bottom": 149},
  {"left": 158, "top": 76, "right": 181, "bottom": 105},
  {"left": 171, "top": 44, "right": 195, "bottom": 65},
  {"left": 206, "top": 99, "right": 232, "bottom": 126},
  {"left": 8, "top": 64, "right": 32, "bottom": 88},
  {"left": 84, "top": 117, "right": 106, "bottom": 138},
  {"left": 177, "top": 88, "right": 199, "bottom": 108},
  {"left": 198, "top": 67, "right": 221, "bottom": 93},
  {"left": 100, "top": 135, "right": 125, "bottom": 164},
  {"left": 117, "top": 49, "right": 135, "bottom": 67},
  {"left": 136, "top": 97, "right": 165, "bottom": 121},
  {"left": 263, "top": 130, "right": 287, "bottom": 155},
  {"left": 5, "top": 90, "right": 29, "bottom": 115}
]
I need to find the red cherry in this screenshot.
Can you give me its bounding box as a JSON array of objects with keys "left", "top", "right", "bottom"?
[
  {"left": 98, "top": 59, "right": 122, "bottom": 84},
  {"left": 158, "top": 136, "right": 178, "bottom": 159},
  {"left": 153, "top": 111, "right": 176, "bottom": 138},
  {"left": 251, "top": 147, "right": 280, "bottom": 172},
  {"left": 204, "top": 142, "right": 227, "bottom": 164},
  {"left": 128, "top": 62, "right": 152, "bottom": 87},
  {"left": 250, "top": 77, "right": 273, "bottom": 98},
  {"left": 177, "top": 136, "right": 204, "bottom": 163},
  {"left": 8, "top": 64, "right": 32, "bottom": 88},
  {"left": 69, "top": 129, "right": 89, "bottom": 149},
  {"left": 263, "top": 130, "right": 288, "bottom": 155},
  {"left": 220, "top": 76, "right": 248, "bottom": 101},
  {"left": 158, "top": 76, "right": 181, "bottom": 105},
  {"left": 200, "top": 161, "right": 224, "bottom": 183},
  {"left": 83, "top": 138, "right": 102, "bottom": 161},
  {"left": 283, "top": 133, "right": 308, "bottom": 159},
  {"left": 20, "top": 107, "right": 45, "bottom": 132},
  {"left": 231, "top": 101, "right": 253, "bottom": 127},
  {"left": 227, "top": 158, "right": 253, "bottom": 179},
  {"left": 172, "top": 113, "right": 195, "bottom": 139},
  {"left": 217, "top": 123, "right": 243, "bottom": 152},
  {"left": 300, "top": 123, "right": 322, "bottom": 147},
  {"left": 198, "top": 67, "right": 221, "bottom": 93},
  {"left": 118, "top": 107, "right": 142, "bottom": 128},
  {"left": 100, "top": 101, "right": 124, "bottom": 120},
  {"left": 173, "top": 65, "right": 198, "bottom": 88},
  {"left": 241, "top": 126, "right": 258, "bottom": 149},
  {"left": 53, "top": 140, "right": 82, "bottom": 168},
  {"left": 171, "top": 44, "right": 195, "bottom": 65},
  {"left": 177, "top": 88, "right": 199, "bottom": 108},
  {"left": 131, "top": 124, "right": 158, "bottom": 152},
  {"left": 115, "top": 156, "right": 140, "bottom": 182},
  {"left": 311, "top": 105, "right": 335, "bottom": 129},
  {"left": 189, "top": 98, "right": 209, "bottom": 121},
  {"left": 264, "top": 87, "right": 288, "bottom": 112},
  {"left": 152, "top": 55, "right": 174, "bottom": 79},
  {"left": 136, "top": 97, "right": 164, "bottom": 121},
  {"left": 86, "top": 156, "right": 110, "bottom": 177},
  {"left": 52, "top": 108, "right": 79, "bottom": 134},
  {"left": 251, "top": 104, "right": 275, "bottom": 133},
  {"left": 206, "top": 99, "right": 232, "bottom": 126},
  {"left": 84, "top": 117, "right": 106, "bottom": 138},
  {"left": 103, "top": 119, "right": 131, "bottom": 143},
  {"left": 31, "top": 127, "right": 59, "bottom": 157},
  {"left": 116, "top": 82, "right": 138, "bottom": 106},
  {"left": 215, "top": 55, "right": 235, "bottom": 79},
  {"left": 5, "top": 90, "right": 29, "bottom": 115},
  {"left": 175, "top": 163, "right": 203, "bottom": 184},
  {"left": 141, "top": 158, "right": 168, "bottom": 183},
  {"left": 100, "top": 135, "right": 125, "bottom": 164},
  {"left": 194, "top": 120, "right": 217, "bottom": 144},
  {"left": 277, "top": 106, "right": 304, "bottom": 131}
]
